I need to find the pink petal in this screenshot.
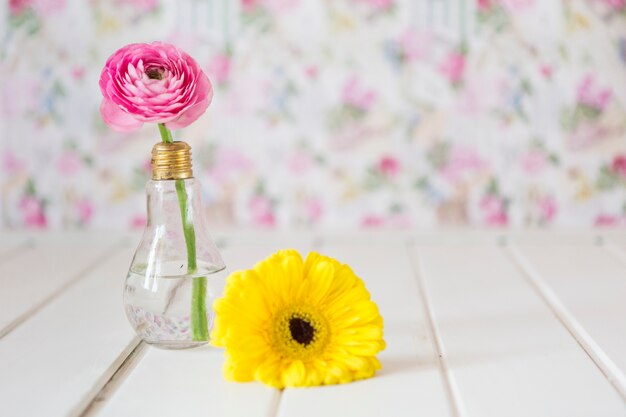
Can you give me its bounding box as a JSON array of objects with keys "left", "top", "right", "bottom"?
[
  {"left": 100, "top": 99, "right": 143, "bottom": 132},
  {"left": 165, "top": 96, "right": 211, "bottom": 130}
]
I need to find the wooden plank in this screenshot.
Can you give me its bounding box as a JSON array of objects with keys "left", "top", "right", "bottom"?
[
  {"left": 0, "top": 241, "right": 29, "bottom": 264},
  {"left": 0, "top": 246, "right": 138, "bottom": 417},
  {"left": 99, "top": 242, "right": 313, "bottom": 417},
  {"left": 277, "top": 244, "right": 452, "bottom": 417},
  {"left": 414, "top": 244, "right": 625, "bottom": 417},
  {"left": 0, "top": 241, "right": 119, "bottom": 337},
  {"left": 511, "top": 240, "right": 626, "bottom": 396}
]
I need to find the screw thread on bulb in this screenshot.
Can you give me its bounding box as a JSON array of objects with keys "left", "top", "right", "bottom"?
[{"left": 151, "top": 141, "right": 194, "bottom": 180}]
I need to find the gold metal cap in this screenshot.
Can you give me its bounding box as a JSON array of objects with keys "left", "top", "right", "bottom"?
[{"left": 151, "top": 141, "right": 194, "bottom": 180}]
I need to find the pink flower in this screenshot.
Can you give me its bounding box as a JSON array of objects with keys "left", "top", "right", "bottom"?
[
  {"left": 577, "top": 75, "right": 612, "bottom": 111},
  {"left": 264, "top": 0, "right": 299, "bottom": 13},
  {"left": 304, "top": 66, "right": 318, "bottom": 79},
  {"left": 209, "top": 149, "right": 253, "bottom": 183},
  {"left": 361, "top": 215, "right": 385, "bottom": 228},
  {"left": 208, "top": 53, "right": 231, "bottom": 85},
  {"left": 306, "top": 198, "right": 324, "bottom": 222},
  {"left": 130, "top": 214, "right": 147, "bottom": 229},
  {"left": 378, "top": 156, "right": 400, "bottom": 177},
  {"left": 355, "top": 0, "right": 394, "bottom": 11},
  {"left": 480, "top": 196, "right": 508, "bottom": 226},
  {"left": 595, "top": 214, "right": 620, "bottom": 227},
  {"left": 538, "top": 197, "right": 557, "bottom": 222},
  {"left": 287, "top": 151, "right": 313, "bottom": 175},
  {"left": 596, "top": 0, "right": 626, "bottom": 9},
  {"left": 75, "top": 199, "right": 94, "bottom": 224},
  {"left": 99, "top": 42, "right": 213, "bottom": 131},
  {"left": 342, "top": 76, "right": 377, "bottom": 111},
  {"left": 9, "top": 0, "right": 30, "bottom": 15},
  {"left": 500, "top": 0, "right": 535, "bottom": 12},
  {"left": 611, "top": 155, "right": 626, "bottom": 178},
  {"left": 116, "top": 0, "right": 158, "bottom": 12},
  {"left": 477, "top": 0, "right": 494, "bottom": 11},
  {"left": 2, "top": 151, "right": 24, "bottom": 174},
  {"left": 241, "top": 0, "right": 260, "bottom": 13},
  {"left": 19, "top": 196, "right": 47, "bottom": 229},
  {"left": 398, "top": 28, "right": 432, "bottom": 63},
  {"left": 540, "top": 65, "right": 552, "bottom": 79},
  {"left": 440, "top": 147, "right": 485, "bottom": 183},
  {"left": 10, "top": 0, "right": 65, "bottom": 16},
  {"left": 439, "top": 52, "right": 465, "bottom": 84},
  {"left": 520, "top": 150, "right": 547, "bottom": 175},
  {"left": 248, "top": 196, "right": 275, "bottom": 227},
  {"left": 57, "top": 152, "right": 82, "bottom": 175},
  {"left": 71, "top": 66, "right": 86, "bottom": 80}
]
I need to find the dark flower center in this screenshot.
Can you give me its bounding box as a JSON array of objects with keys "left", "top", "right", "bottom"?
[
  {"left": 289, "top": 317, "right": 315, "bottom": 346},
  {"left": 145, "top": 66, "right": 165, "bottom": 80}
]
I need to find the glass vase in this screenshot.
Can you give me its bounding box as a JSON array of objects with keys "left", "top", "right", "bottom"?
[{"left": 123, "top": 144, "right": 227, "bottom": 349}]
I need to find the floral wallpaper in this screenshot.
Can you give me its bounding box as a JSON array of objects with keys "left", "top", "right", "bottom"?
[{"left": 1, "top": 0, "right": 626, "bottom": 230}]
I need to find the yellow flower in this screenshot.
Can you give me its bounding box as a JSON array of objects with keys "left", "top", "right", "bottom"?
[{"left": 211, "top": 250, "right": 385, "bottom": 388}]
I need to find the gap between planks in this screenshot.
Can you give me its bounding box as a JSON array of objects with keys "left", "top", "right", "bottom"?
[
  {"left": 506, "top": 243, "right": 626, "bottom": 401},
  {"left": 0, "top": 242, "right": 123, "bottom": 340},
  {"left": 75, "top": 339, "right": 148, "bottom": 417},
  {"left": 73, "top": 235, "right": 289, "bottom": 417},
  {"left": 407, "top": 244, "right": 465, "bottom": 417}
]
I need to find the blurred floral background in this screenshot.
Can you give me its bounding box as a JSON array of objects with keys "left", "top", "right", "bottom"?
[{"left": 1, "top": 0, "right": 625, "bottom": 230}]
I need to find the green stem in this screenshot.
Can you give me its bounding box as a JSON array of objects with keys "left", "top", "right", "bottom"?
[
  {"left": 158, "top": 123, "right": 174, "bottom": 143},
  {"left": 158, "top": 123, "right": 208, "bottom": 342}
]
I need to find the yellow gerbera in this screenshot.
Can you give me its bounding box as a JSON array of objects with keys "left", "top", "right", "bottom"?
[{"left": 211, "top": 249, "right": 385, "bottom": 388}]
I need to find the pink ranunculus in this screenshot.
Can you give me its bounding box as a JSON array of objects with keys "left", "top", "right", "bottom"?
[
  {"left": 99, "top": 42, "right": 213, "bottom": 131},
  {"left": 611, "top": 155, "right": 626, "bottom": 178},
  {"left": 19, "top": 196, "right": 47, "bottom": 229},
  {"left": 439, "top": 52, "right": 465, "bottom": 84}
]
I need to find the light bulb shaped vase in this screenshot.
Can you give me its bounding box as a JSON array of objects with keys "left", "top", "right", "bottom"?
[{"left": 124, "top": 141, "right": 227, "bottom": 349}]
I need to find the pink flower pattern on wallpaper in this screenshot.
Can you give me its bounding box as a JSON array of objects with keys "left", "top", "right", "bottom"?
[{"left": 1, "top": 0, "right": 626, "bottom": 229}]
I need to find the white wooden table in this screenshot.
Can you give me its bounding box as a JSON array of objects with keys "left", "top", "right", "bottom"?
[{"left": 1, "top": 231, "right": 626, "bottom": 417}]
